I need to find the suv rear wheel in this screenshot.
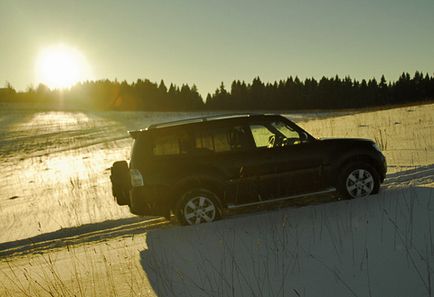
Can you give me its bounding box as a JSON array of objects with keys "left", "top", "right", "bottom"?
[
  {"left": 338, "top": 162, "right": 380, "bottom": 199},
  {"left": 176, "top": 189, "right": 222, "bottom": 225}
]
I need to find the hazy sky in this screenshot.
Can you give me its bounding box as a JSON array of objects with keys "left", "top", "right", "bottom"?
[{"left": 1, "top": 0, "right": 433, "bottom": 96}]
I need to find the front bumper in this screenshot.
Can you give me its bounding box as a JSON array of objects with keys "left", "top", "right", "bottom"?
[{"left": 379, "top": 153, "right": 387, "bottom": 182}]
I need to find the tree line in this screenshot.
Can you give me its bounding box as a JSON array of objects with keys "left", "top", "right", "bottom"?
[{"left": 1, "top": 72, "right": 433, "bottom": 111}]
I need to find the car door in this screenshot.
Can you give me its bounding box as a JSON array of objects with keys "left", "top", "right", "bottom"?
[
  {"left": 247, "top": 119, "right": 324, "bottom": 199},
  {"left": 191, "top": 121, "right": 276, "bottom": 206}
]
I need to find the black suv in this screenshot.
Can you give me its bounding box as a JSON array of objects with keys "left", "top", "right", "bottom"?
[{"left": 110, "top": 114, "right": 387, "bottom": 225}]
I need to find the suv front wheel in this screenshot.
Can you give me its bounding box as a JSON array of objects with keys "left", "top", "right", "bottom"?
[
  {"left": 176, "top": 188, "right": 222, "bottom": 225},
  {"left": 338, "top": 162, "right": 380, "bottom": 199}
]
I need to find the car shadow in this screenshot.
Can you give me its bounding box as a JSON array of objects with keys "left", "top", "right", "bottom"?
[
  {"left": 384, "top": 164, "right": 434, "bottom": 187},
  {"left": 139, "top": 184, "right": 434, "bottom": 297}
]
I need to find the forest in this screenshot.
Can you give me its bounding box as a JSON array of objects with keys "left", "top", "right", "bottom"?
[{"left": 1, "top": 72, "right": 433, "bottom": 111}]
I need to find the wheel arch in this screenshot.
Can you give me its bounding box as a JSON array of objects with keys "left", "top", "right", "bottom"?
[
  {"left": 169, "top": 175, "right": 226, "bottom": 211},
  {"left": 335, "top": 155, "right": 382, "bottom": 198},
  {"left": 334, "top": 154, "right": 382, "bottom": 185}
]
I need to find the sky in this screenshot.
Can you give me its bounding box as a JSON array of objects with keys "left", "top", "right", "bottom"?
[{"left": 0, "top": 0, "right": 433, "bottom": 96}]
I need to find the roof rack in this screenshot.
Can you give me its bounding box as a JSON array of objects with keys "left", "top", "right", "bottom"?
[{"left": 146, "top": 113, "right": 258, "bottom": 129}]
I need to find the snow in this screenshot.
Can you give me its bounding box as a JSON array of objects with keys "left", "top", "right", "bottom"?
[
  {"left": 0, "top": 103, "right": 433, "bottom": 296},
  {"left": 142, "top": 186, "right": 433, "bottom": 297}
]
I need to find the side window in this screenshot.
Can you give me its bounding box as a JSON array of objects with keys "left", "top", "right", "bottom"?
[
  {"left": 249, "top": 120, "right": 301, "bottom": 149},
  {"left": 271, "top": 121, "right": 300, "bottom": 140},
  {"left": 250, "top": 125, "right": 275, "bottom": 148},
  {"left": 152, "top": 131, "right": 189, "bottom": 156},
  {"left": 130, "top": 136, "right": 151, "bottom": 166},
  {"left": 227, "top": 126, "right": 251, "bottom": 151},
  {"left": 194, "top": 125, "right": 250, "bottom": 153},
  {"left": 214, "top": 130, "right": 231, "bottom": 152},
  {"left": 195, "top": 129, "right": 231, "bottom": 152},
  {"left": 195, "top": 134, "right": 214, "bottom": 152}
]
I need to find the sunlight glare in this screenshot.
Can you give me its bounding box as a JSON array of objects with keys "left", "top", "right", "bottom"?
[{"left": 35, "top": 44, "right": 92, "bottom": 89}]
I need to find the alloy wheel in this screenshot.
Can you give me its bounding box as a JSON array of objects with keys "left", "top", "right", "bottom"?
[
  {"left": 345, "top": 169, "right": 374, "bottom": 198},
  {"left": 183, "top": 196, "right": 216, "bottom": 225}
]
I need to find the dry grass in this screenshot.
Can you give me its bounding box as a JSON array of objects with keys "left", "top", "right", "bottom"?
[
  {"left": 299, "top": 103, "right": 434, "bottom": 173},
  {"left": 1, "top": 236, "right": 156, "bottom": 297}
]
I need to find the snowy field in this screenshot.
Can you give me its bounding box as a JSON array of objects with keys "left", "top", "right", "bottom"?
[{"left": 0, "top": 103, "right": 433, "bottom": 296}]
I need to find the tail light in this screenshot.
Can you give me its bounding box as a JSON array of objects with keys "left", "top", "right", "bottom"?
[{"left": 130, "top": 169, "right": 144, "bottom": 187}]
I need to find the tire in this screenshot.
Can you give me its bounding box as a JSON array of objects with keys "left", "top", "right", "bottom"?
[
  {"left": 110, "top": 161, "right": 131, "bottom": 206},
  {"left": 337, "top": 162, "right": 380, "bottom": 199},
  {"left": 175, "top": 188, "right": 222, "bottom": 225}
]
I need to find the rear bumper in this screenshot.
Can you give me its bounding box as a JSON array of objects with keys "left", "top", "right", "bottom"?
[{"left": 129, "top": 186, "right": 170, "bottom": 217}]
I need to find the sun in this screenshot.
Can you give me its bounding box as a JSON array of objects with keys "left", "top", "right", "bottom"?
[{"left": 35, "top": 44, "right": 92, "bottom": 89}]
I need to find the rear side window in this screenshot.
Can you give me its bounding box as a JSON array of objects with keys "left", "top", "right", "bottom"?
[
  {"left": 152, "top": 130, "right": 190, "bottom": 156},
  {"left": 130, "top": 135, "right": 151, "bottom": 167},
  {"left": 194, "top": 125, "right": 250, "bottom": 153}
]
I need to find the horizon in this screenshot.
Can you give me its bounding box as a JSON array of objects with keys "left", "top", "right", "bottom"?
[
  {"left": 1, "top": 0, "right": 433, "bottom": 97},
  {"left": 2, "top": 70, "right": 432, "bottom": 97}
]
